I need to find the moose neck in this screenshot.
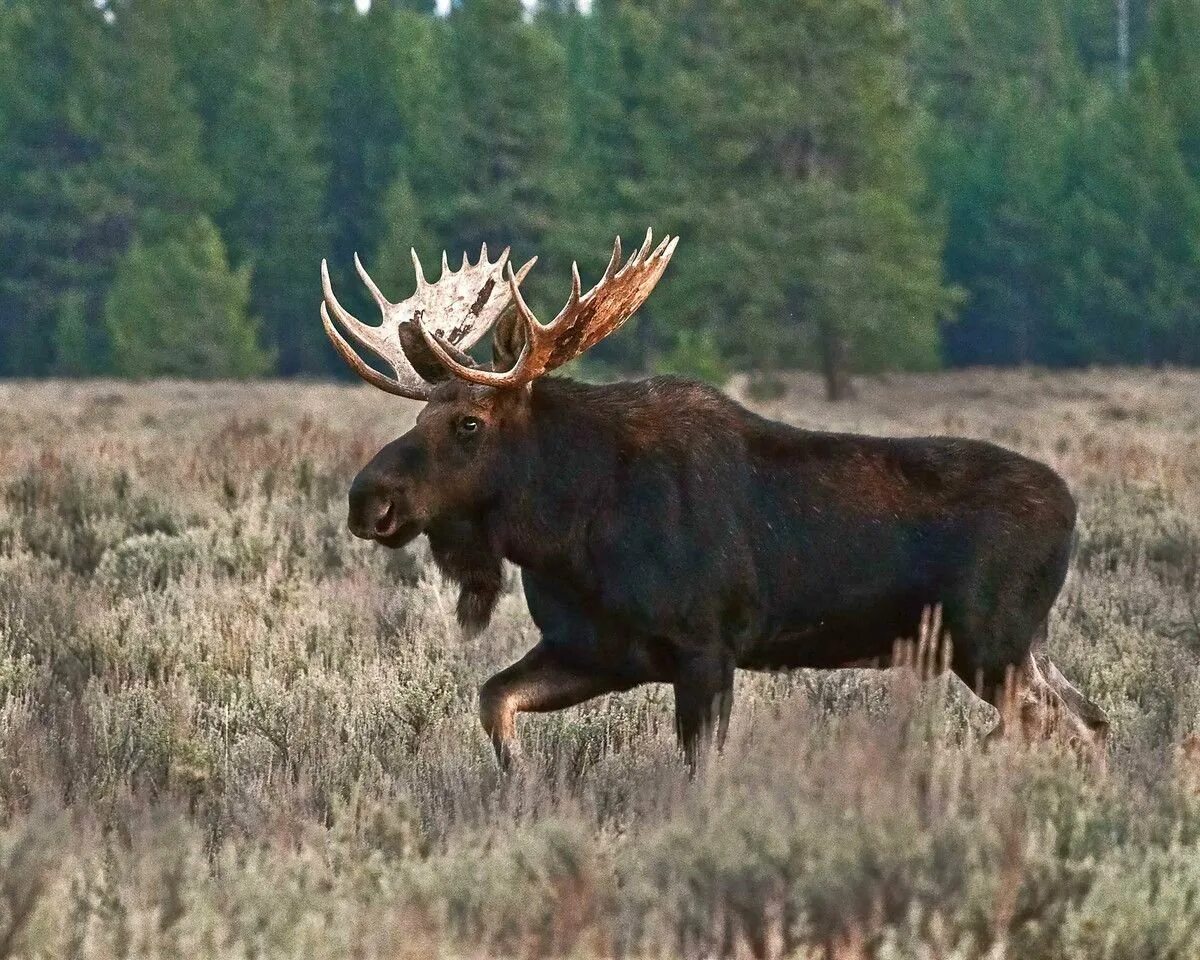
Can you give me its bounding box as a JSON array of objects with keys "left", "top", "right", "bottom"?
[{"left": 484, "top": 377, "right": 616, "bottom": 583}]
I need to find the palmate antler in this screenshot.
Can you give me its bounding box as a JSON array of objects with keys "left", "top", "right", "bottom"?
[
  {"left": 321, "top": 246, "right": 536, "bottom": 400},
  {"left": 417, "top": 229, "right": 679, "bottom": 389}
]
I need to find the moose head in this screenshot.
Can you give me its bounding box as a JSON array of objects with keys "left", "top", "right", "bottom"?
[{"left": 321, "top": 231, "right": 678, "bottom": 550}]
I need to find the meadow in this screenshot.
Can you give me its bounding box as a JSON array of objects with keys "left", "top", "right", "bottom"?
[{"left": 0, "top": 369, "right": 1199, "bottom": 959}]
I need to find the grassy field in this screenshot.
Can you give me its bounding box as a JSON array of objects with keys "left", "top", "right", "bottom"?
[{"left": 1, "top": 369, "right": 1199, "bottom": 959}]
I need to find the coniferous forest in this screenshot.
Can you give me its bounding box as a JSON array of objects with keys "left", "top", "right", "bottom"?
[{"left": 2, "top": 0, "right": 1198, "bottom": 393}]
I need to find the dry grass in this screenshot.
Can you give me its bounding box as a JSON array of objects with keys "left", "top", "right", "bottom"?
[{"left": 0, "top": 369, "right": 1198, "bottom": 959}]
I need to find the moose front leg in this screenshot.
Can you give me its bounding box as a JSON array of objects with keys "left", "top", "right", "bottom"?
[
  {"left": 478, "top": 642, "right": 632, "bottom": 769},
  {"left": 673, "top": 652, "right": 735, "bottom": 771}
]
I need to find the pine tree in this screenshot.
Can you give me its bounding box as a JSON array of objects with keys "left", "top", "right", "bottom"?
[
  {"left": 551, "top": 0, "right": 697, "bottom": 374},
  {"left": 167, "top": 0, "right": 334, "bottom": 374},
  {"left": 673, "top": 0, "right": 951, "bottom": 398},
  {"left": 1149, "top": 0, "right": 1200, "bottom": 181},
  {"left": 208, "top": 41, "right": 329, "bottom": 375},
  {"left": 373, "top": 8, "right": 461, "bottom": 280},
  {"left": 442, "top": 0, "right": 572, "bottom": 317},
  {"left": 321, "top": 2, "right": 411, "bottom": 324},
  {"left": 0, "top": 0, "right": 110, "bottom": 375},
  {"left": 1056, "top": 66, "right": 1200, "bottom": 364},
  {"left": 105, "top": 216, "right": 269, "bottom": 379},
  {"left": 93, "top": 0, "right": 221, "bottom": 243},
  {"left": 0, "top": 0, "right": 225, "bottom": 376},
  {"left": 52, "top": 291, "right": 93, "bottom": 377},
  {"left": 909, "top": 0, "right": 1081, "bottom": 365},
  {"left": 369, "top": 174, "right": 428, "bottom": 303}
]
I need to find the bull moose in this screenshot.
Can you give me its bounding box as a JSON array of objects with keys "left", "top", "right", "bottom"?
[{"left": 320, "top": 230, "right": 1109, "bottom": 767}]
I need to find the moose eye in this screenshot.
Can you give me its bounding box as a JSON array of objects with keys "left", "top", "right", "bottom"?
[{"left": 457, "top": 416, "right": 481, "bottom": 436}]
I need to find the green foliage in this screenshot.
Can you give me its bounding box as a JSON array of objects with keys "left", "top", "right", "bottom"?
[
  {"left": 206, "top": 33, "right": 330, "bottom": 375},
  {"left": 369, "top": 173, "right": 427, "bottom": 298},
  {"left": 438, "top": 0, "right": 573, "bottom": 319},
  {"left": 105, "top": 216, "right": 269, "bottom": 379},
  {"left": 1, "top": 0, "right": 1199, "bottom": 382},
  {"left": 653, "top": 328, "right": 728, "bottom": 384},
  {"left": 662, "top": 0, "right": 951, "bottom": 394},
  {"left": 1057, "top": 67, "right": 1200, "bottom": 364},
  {"left": 1149, "top": 0, "right": 1200, "bottom": 179},
  {"left": 51, "top": 291, "right": 92, "bottom": 377},
  {"left": 915, "top": 0, "right": 1200, "bottom": 368},
  {"left": 0, "top": 0, "right": 111, "bottom": 375}
]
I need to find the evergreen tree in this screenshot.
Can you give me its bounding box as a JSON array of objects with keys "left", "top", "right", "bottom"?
[
  {"left": 909, "top": 0, "right": 1081, "bottom": 365},
  {"left": 1056, "top": 67, "right": 1200, "bottom": 364},
  {"left": 208, "top": 41, "right": 329, "bottom": 375},
  {"left": 0, "top": 0, "right": 110, "bottom": 375},
  {"left": 320, "top": 2, "right": 411, "bottom": 334},
  {"left": 52, "top": 292, "right": 93, "bottom": 377},
  {"left": 167, "top": 0, "right": 333, "bottom": 374},
  {"left": 4, "top": 0, "right": 1200, "bottom": 380},
  {"left": 371, "top": 7, "right": 461, "bottom": 287},
  {"left": 94, "top": 0, "right": 222, "bottom": 243},
  {"left": 552, "top": 0, "right": 697, "bottom": 374},
  {"left": 370, "top": 174, "right": 428, "bottom": 302},
  {"left": 105, "top": 216, "right": 269, "bottom": 378},
  {"left": 442, "top": 0, "right": 572, "bottom": 317},
  {"left": 1149, "top": 0, "right": 1200, "bottom": 181},
  {"left": 674, "top": 0, "right": 950, "bottom": 397}
]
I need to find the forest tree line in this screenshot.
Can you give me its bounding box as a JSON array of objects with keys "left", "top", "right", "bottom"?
[{"left": 1, "top": 0, "right": 1198, "bottom": 395}]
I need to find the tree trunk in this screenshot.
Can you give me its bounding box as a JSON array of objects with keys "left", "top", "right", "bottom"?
[
  {"left": 1116, "top": 0, "right": 1130, "bottom": 90},
  {"left": 819, "top": 322, "right": 855, "bottom": 402}
]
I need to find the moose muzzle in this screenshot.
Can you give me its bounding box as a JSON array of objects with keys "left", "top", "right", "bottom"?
[{"left": 347, "top": 471, "right": 414, "bottom": 544}]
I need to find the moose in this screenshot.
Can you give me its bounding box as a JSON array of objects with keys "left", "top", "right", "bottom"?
[{"left": 320, "top": 230, "right": 1109, "bottom": 767}]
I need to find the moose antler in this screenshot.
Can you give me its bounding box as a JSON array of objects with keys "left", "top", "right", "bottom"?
[
  {"left": 321, "top": 246, "right": 537, "bottom": 400},
  {"left": 417, "top": 229, "right": 679, "bottom": 389}
]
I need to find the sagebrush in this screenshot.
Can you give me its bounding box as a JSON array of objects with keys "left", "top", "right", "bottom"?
[{"left": 0, "top": 370, "right": 1198, "bottom": 959}]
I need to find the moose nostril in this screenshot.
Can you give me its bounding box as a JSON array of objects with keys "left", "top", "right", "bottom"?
[{"left": 373, "top": 500, "right": 396, "bottom": 535}]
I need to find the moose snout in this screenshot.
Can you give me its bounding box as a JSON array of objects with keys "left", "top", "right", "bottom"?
[{"left": 347, "top": 474, "right": 402, "bottom": 541}]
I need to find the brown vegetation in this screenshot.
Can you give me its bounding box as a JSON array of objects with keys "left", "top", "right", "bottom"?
[{"left": 0, "top": 369, "right": 1198, "bottom": 958}]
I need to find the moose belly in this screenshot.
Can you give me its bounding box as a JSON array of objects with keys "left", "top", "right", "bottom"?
[{"left": 739, "top": 595, "right": 932, "bottom": 671}]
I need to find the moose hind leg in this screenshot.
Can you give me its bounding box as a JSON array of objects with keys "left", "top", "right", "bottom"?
[
  {"left": 1035, "top": 653, "right": 1110, "bottom": 750},
  {"left": 479, "top": 643, "right": 634, "bottom": 770},
  {"left": 981, "top": 654, "right": 1108, "bottom": 766}
]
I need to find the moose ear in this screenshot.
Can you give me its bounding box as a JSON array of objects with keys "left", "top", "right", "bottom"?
[
  {"left": 491, "top": 302, "right": 526, "bottom": 371},
  {"left": 490, "top": 256, "right": 538, "bottom": 371},
  {"left": 397, "top": 321, "right": 477, "bottom": 382}
]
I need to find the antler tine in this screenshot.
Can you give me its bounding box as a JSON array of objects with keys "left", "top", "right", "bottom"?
[
  {"left": 324, "top": 314, "right": 423, "bottom": 398},
  {"left": 322, "top": 260, "right": 386, "bottom": 355},
  {"left": 322, "top": 260, "right": 432, "bottom": 400},
  {"left": 416, "top": 231, "right": 678, "bottom": 391},
  {"left": 354, "top": 253, "right": 391, "bottom": 312},
  {"left": 513, "top": 255, "right": 537, "bottom": 284},
  {"left": 321, "top": 303, "right": 425, "bottom": 399},
  {"left": 603, "top": 236, "right": 623, "bottom": 281},
  {"left": 634, "top": 227, "right": 653, "bottom": 266},
  {"left": 651, "top": 233, "right": 673, "bottom": 260},
  {"left": 412, "top": 259, "right": 540, "bottom": 389},
  {"left": 567, "top": 262, "right": 583, "bottom": 310},
  {"left": 410, "top": 249, "right": 426, "bottom": 288}
]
